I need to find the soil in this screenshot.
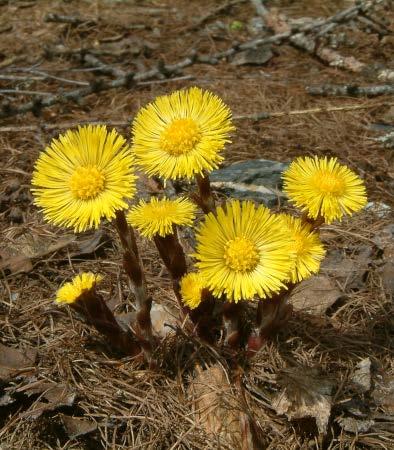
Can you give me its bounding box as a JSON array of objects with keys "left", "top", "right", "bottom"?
[{"left": 0, "top": 0, "right": 393, "bottom": 449}]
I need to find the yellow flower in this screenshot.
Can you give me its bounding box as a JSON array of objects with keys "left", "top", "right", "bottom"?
[
  {"left": 127, "top": 197, "right": 197, "bottom": 239},
  {"left": 194, "top": 200, "right": 294, "bottom": 302},
  {"left": 180, "top": 272, "right": 206, "bottom": 309},
  {"left": 131, "top": 87, "right": 235, "bottom": 180},
  {"left": 278, "top": 214, "right": 326, "bottom": 283},
  {"left": 56, "top": 273, "right": 103, "bottom": 304},
  {"left": 31, "top": 125, "right": 137, "bottom": 233},
  {"left": 283, "top": 156, "right": 367, "bottom": 224}
]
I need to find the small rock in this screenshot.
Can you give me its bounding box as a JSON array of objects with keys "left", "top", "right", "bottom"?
[
  {"left": 210, "top": 159, "right": 289, "bottom": 207},
  {"left": 365, "top": 201, "right": 391, "bottom": 217},
  {"left": 232, "top": 46, "right": 273, "bottom": 66},
  {"left": 378, "top": 262, "right": 394, "bottom": 296},
  {"left": 338, "top": 417, "right": 375, "bottom": 433},
  {"left": 351, "top": 358, "right": 371, "bottom": 393},
  {"left": 247, "top": 17, "right": 265, "bottom": 35}
]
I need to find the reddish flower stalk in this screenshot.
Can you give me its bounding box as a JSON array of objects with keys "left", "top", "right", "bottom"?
[
  {"left": 71, "top": 289, "right": 140, "bottom": 357},
  {"left": 247, "top": 287, "right": 294, "bottom": 356},
  {"left": 153, "top": 231, "right": 189, "bottom": 316},
  {"left": 223, "top": 301, "right": 244, "bottom": 350},
  {"left": 114, "top": 210, "right": 154, "bottom": 361},
  {"left": 195, "top": 172, "right": 216, "bottom": 214},
  {"left": 189, "top": 289, "right": 218, "bottom": 344}
]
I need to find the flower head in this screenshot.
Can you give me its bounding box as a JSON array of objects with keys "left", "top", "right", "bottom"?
[
  {"left": 31, "top": 125, "right": 137, "bottom": 233},
  {"left": 194, "top": 200, "right": 294, "bottom": 302},
  {"left": 283, "top": 156, "right": 367, "bottom": 223},
  {"left": 127, "top": 197, "right": 197, "bottom": 239},
  {"left": 180, "top": 272, "right": 206, "bottom": 309},
  {"left": 56, "top": 273, "right": 103, "bottom": 304},
  {"left": 278, "top": 214, "right": 326, "bottom": 283},
  {"left": 131, "top": 87, "right": 235, "bottom": 180}
]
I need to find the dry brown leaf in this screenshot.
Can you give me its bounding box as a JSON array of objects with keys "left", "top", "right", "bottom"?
[
  {"left": 20, "top": 381, "right": 76, "bottom": 419},
  {"left": 272, "top": 368, "right": 335, "bottom": 435},
  {"left": 189, "top": 364, "right": 253, "bottom": 449},
  {"left": 0, "top": 235, "right": 75, "bottom": 274},
  {"left": 71, "top": 229, "right": 111, "bottom": 256},
  {"left": 289, "top": 275, "right": 341, "bottom": 315},
  {"left": 0, "top": 343, "right": 37, "bottom": 381},
  {"left": 60, "top": 414, "right": 97, "bottom": 439},
  {"left": 321, "top": 248, "right": 371, "bottom": 290}
]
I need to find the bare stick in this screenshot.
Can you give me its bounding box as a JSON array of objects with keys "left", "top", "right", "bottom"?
[
  {"left": 1, "top": 101, "right": 391, "bottom": 134},
  {"left": 307, "top": 84, "right": 394, "bottom": 97}
]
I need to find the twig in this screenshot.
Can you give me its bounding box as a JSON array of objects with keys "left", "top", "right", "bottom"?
[
  {"left": 233, "top": 102, "right": 393, "bottom": 120},
  {"left": 0, "top": 102, "right": 391, "bottom": 133},
  {"left": 44, "top": 13, "right": 96, "bottom": 26},
  {"left": 249, "top": 0, "right": 393, "bottom": 78},
  {"left": 0, "top": 89, "right": 53, "bottom": 96},
  {"left": 306, "top": 84, "right": 394, "bottom": 97},
  {"left": 0, "top": 54, "right": 197, "bottom": 119}
]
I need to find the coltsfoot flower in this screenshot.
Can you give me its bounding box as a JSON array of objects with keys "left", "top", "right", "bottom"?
[
  {"left": 283, "top": 156, "right": 367, "bottom": 223},
  {"left": 31, "top": 125, "right": 137, "bottom": 232},
  {"left": 194, "top": 200, "right": 294, "bottom": 302},
  {"left": 131, "top": 87, "right": 235, "bottom": 180},
  {"left": 56, "top": 272, "right": 102, "bottom": 304},
  {"left": 180, "top": 272, "right": 206, "bottom": 309},
  {"left": 278, "top": 214, "right": 326, "bottom": 283},
  {"left": 127, "top": 197, "right": 197, "bottom": 239}
]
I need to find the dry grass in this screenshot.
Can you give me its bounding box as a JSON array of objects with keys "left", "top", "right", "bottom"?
[{"left": 0, "top": 0, "right": 393, "bottom": 448}]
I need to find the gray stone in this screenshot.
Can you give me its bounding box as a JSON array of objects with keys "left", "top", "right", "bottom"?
[
  {"left": 210, "top": 159, "right": 289, "bottom": 207},
  {"left": 231, "top": 46, "right": 273, "bottom": 66}
]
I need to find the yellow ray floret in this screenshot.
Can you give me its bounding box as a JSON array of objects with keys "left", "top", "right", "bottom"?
[
  {"left": 180, "top": 272, "right": 206, "bottom": 309},
  {"left": 131, "top": 87, "right": 235, "bottom": 180},
  {"left": 282, "top": 156, "right": 367, "bottom": 224},
  {"left": 31, "top": 125, "right": 137, "bottom": 233},
  {"left": 56, "top": 273, "right": 103, "bottom": 304},
  {"left": 194, "top": 200, "right": 295, "bottom": 302},
  {"left": 127, "top": 197, "right": 197, "bottom": 239},
  {"left": 278, "top": 214, "right": 326, "bottom": 283}
]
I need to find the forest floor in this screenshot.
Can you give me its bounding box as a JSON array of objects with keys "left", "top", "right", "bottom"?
[{"left": 0, "top": 0, "right": 393, "bottom": 448}]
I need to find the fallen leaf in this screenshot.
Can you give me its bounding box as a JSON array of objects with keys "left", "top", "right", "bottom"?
[
  {"left": 0, "top": 235, "right": 75, "bottom": 274},
  {"left": 272, "top": 367, "right": 335, "bottom": 435},
  {"left": 337, "top": 417, "right": 375, "bottom": 433},
  {"left": 189, "top": 364, "right": 253, "bottom": 449},
  {"left": 351, "top": 358, "right": 372, "bottom": 393},
  {"left": 20, "top": 381, "right": 76, "bottom": 419},
  {"left": 289, "top": 275, "right": 342, "bottom": 314},
  {"left": 71, "top": 229, "right": 111, "bottom": 256},
  {"left": 321, "top": 248, "right": 372, "bottom": 290},
  {"left": 0, "top": 343, "right": 37, "bottom": 381},
  {"left": 60, "top": 414, "right": 97, "bottom": 439}
]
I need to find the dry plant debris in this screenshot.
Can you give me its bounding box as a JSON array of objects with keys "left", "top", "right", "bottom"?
[{"left": 0, "top": 0, "right": 393, "bottom": 448}]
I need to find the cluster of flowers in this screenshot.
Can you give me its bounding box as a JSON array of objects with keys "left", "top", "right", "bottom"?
[{"left": 31, "top": 87, "right": 367, "bottom": 360}]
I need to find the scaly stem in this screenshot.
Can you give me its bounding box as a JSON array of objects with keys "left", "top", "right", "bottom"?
[
  {"left": 114, "top": 210, "right": 154, "bottom": 361},
  {"left": 189, "top": 289, "right": 218, "bottom": 344},
  {"left": 72, "top": 289, "right": 140, "bottom": 357},
  {"left": 223, "top": 301, "right": 243, "bottom": 350},
  {"left": 195, "top": 172, "right": 216, "bottom": 214},
  {"left": 247, "top": 286, "right": 294, "bottom": 356},
  {"left": 153, "top": 231, "right": 189, "bottom": 316}
]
